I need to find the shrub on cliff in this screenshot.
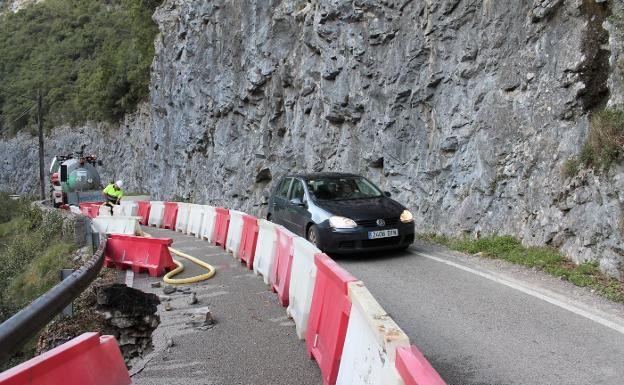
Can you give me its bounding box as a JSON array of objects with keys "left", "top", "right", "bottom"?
[
  {"left": 562, "top": 108, "right": 624, "bottom": 177},
  {"left": 0, "top": 0, "right": 161, "bottom": 133}
]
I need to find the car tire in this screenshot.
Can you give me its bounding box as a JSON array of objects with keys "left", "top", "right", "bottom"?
[{"left": 307, "top": 225, "right": 321, "bottom": 247}]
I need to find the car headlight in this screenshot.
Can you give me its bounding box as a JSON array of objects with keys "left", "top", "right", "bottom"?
[
  {"left": 400, "top": 209, "right": 414, "bottom": 223},
  {"left": 329, "top": 216, "right": 357, "bottom": 229}
]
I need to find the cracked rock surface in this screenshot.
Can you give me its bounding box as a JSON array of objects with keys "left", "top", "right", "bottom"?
[{"left": 1, "top": 0, "right": 624, "bottom": 278}]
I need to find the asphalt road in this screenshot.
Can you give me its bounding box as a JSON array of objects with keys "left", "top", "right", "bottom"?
[
  {"left": 337, "top": 244, "right": 624, "bottom": 385},
  {"left": 131, "top": 227, "right": 320, "bottom": 385},
  {"left": 130, "top": 227, "right": 624, "bottom": 385}
]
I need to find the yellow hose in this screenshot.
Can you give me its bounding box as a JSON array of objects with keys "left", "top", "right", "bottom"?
[
  {"left": 142, "top": 231, "right": 216, "bottom": 285},
  {"left": 163, "top": 247, "right": 216, "bottom": 284}
]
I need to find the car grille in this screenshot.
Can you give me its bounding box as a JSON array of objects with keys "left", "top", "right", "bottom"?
[
  {"left": 356, "top": 218, "right": 400, "bottom": 228},
  {"left": 339, "top": 241, "right": 356, "bottom": 249},
  {"left": 361, "top": 237, "right": 402, "bottom": 248}
]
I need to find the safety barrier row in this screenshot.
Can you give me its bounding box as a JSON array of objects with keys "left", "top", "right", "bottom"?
[{"left": 87, "top": 200, "right": 448, "bottom": 385}]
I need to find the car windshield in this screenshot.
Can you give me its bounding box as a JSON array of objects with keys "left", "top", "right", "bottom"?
[{"left": 306, "top": 177, "right": 383, "bottom": 200}]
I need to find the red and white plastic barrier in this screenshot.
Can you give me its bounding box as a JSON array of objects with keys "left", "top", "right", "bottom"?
[
  {"left": 119, "top": 201, "right": 138, "bottom": 217},
  {"left": 175, "top": 202, "right": 191, "bottom": 233},
  {"left": 98, "top": 205, "right": 112, "bottom": 217},
  {"left": 162, "top": 202, "right": 179, "bottom": 230},
  {"left": 287, "top": 237, "right": 320, "bottom": 339},
  {"left": 104, "top": 234, "right": 176, "bottom": 277},
  {"left": 270, "top": 226, "right": 297, "bottom": 307},
  {"left": 306, "top": 253, "right": 359, "bottom": 385},
  {"left": 92, "top": 216, "right": 141, "bottom": 236},
  {"left": 226, "top": 210, "right": 245, "bottom": 258},
  {"left": 395, "top": 346, "right": 447, "bottom": 385},
  {"left": 148, "top": 201, "right": 165, "bottom": 227},
  {"left": 79, "top": 202, "right": 101, "bottom": 219},
  {"left": 213, "top": 208, "right": 230, "bottom": 248},
  {"left": 187, "top": 204, "right": 206, "bottom": 237},
  {"left": 137, "top": 201, "right": 151, "bottom": 225},
  {"left": 336, "top": 281, "right": 410, "bottom": 385},
  {"left": 200, "top": 205, "right": 217, "bottom": 242},
  {"left": 239, "top": 214, "right": 259, "bottom": 269},
  {"left": 0, "top": 333, "right": 130, "bottom": 385},
  {"left": 253, "top": 219, "right": 278, "bottom": 284}
]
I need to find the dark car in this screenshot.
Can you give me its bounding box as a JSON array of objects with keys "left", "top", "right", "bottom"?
[{"left": 267, "top": 173, "right": 415, "bottom": 254}]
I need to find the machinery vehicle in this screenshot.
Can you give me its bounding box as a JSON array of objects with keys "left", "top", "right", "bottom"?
[
  {"left": 49, "top": 151, "right": 103, "bottom": 207},
  {"left": 267, "top": 173, "right": 415, "bottom": 254}
]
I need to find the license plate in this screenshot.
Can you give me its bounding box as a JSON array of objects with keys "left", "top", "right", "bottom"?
[{"left": 367, "top": 229, "right": 399, "bottom": 239}]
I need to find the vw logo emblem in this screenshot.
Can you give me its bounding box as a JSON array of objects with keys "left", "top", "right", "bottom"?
[{"left": 376, "top": 219, "right": 385, "bottom": 227}]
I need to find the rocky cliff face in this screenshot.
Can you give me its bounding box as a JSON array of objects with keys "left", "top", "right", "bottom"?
[{"left": 2, "top": 0, "right": 624, "bottom": 278}]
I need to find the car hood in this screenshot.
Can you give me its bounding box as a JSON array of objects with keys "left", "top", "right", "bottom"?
[{"left": 313, "top": 197, "right": 404, "bottom": 221}]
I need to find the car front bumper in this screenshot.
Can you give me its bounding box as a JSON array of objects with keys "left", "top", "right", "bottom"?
[{"left": 316, "top": 221, "right": 415, "bottom": 254}]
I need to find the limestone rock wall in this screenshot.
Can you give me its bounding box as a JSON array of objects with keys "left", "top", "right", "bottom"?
[{"left": 2, "top": 0, "right": 624, "bottom": 278}]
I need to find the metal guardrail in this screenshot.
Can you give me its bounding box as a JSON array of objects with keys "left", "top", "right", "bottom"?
[{"left": 0, "top": 238, "right": 107, "bottom": 364}]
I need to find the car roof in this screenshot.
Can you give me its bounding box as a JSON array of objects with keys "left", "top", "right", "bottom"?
[{"left": 285, "top": 172, "right": 361, "bottom": 181}]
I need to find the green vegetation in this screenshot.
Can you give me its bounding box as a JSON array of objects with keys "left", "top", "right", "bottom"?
[
  {"left": 418, "top": 234, "right": 624, "bottom": 303},
  {"left": 0, "top": 194, "right": 77, "bottom": 322},
  {"left": 0, "top": 0, "right": 161, "bottom": 133},
  {"left": 563, "top": 109, "right": 624, "bottom": 177},
  {"left": 0, "top": 193, "right": 78, "bottom": 369}
]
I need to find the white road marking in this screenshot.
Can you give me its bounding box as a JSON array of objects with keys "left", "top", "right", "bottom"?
[
  {"left": 416, "top": 251, "right": 624, "bottom": 336},
  {"left": 125, "top": 270, "right": 134, "bottom": 288}
]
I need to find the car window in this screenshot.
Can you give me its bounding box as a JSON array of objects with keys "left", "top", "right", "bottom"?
[
  {"left": 289, "top": 180, "right": 305, "bottom": 202},
  {"left": 306, "top": 177, "right": 382, "bottom": 200},
  {"left": 276, "top": 178, "right": 292, "bottom": 198}
]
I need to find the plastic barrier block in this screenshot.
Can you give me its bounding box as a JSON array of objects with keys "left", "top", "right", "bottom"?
[
  {"left": 200, "top": 206, "right": 217, "bottom": 242},
  {"left": 148, "top": 201, "right": 165, "bottom": 227},
  {"left": 226, "top": 210, "right": 245, "bottom": 258},
  {"left": 137, "top": 201, "right": 151, "bottom": 225},
  {"left": 395, "top": 346, "right": 447, "bottom": 385},
  {"left": 0, "top": 332, "right": 130, "bottom": 385},
  {"left": 213, "top": 208, "right": 230, "bottom": 248},
  {"left": 306, "top": 253, "right": 359, "bottom": 385},
  {"left": 269, "top": 226, "right": 297, "bottom": 307},
  {"left": 239, "top": 214, "right": 259, "bottom": 269},
  {"left": 119, "top": 201, "right": 139, "bottom": 217},
  {"left": 92, "top": 216, "right": 141, "bottom": 236},
  {"left": 175, "top": 203, "right": 191, "bottom": 233},
  {"left": 253, "top": 219, "right": 278, "bottom": 284},
  {"left": 287, "top": 237, "right": 321, "bottom": 339},
  {"left": 112, "top": 205, "right": 124, "bottom": 216},
  {"left": 336, "top": 282, "right": 410, "bottom": 385},
  {"left": 104, "top": 234, "right": 175, "bottom": 277},
  {"left": 79, "top": 202, "right": 102, "bottom": 219},
  {"left": 162, "top": 202, "right": 179, "bottom": 229},
  {"left": 98, "top": 205, "right": 112, "bottom": 217},
  {"left": 187, "top": 204, "right": 206, "bottom": 237}
]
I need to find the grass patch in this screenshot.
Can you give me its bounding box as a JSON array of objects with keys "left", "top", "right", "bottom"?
[
  {"left": 563, "top": 109, "right": 624, "bottom": 177},
  {"left": 0, "top": 193, "right": 78, "bottom": 367},
  {"left": 418, "top": 234, "right": 624, "bottom": 303}
]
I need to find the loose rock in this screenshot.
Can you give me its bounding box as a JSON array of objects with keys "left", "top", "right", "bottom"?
[{"left": 163, "top": 285, "right": 176, "bottom": 295}]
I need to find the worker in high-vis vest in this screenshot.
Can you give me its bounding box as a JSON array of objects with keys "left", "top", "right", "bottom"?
[{"left": 102, "top": 180, "right": 124, "bottom": 214}]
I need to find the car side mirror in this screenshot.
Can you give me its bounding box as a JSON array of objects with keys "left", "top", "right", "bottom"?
[
  {"left": 289, "top": 198, "right": 305, "bottom": 206},
  {"left": 384, "top": 191, "right": 392, "bottom": 197}
]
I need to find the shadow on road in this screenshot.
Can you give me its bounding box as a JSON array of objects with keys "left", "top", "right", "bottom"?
[{"left": 330, "top": 247, "right": 415, "bottom": 263}]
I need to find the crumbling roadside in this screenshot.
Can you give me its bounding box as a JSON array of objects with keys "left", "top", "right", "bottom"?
[{"left": 37, "top": 278, "right": 161, "bottom": 368}]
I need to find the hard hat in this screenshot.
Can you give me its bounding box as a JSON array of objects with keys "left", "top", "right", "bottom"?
[{"left": 115, "top": 180, "right": 123, "bottom": 188}]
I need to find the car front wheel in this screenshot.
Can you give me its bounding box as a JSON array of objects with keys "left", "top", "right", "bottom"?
[{"left": 307, "top": 224, "right": 320, "bottom": 247}]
